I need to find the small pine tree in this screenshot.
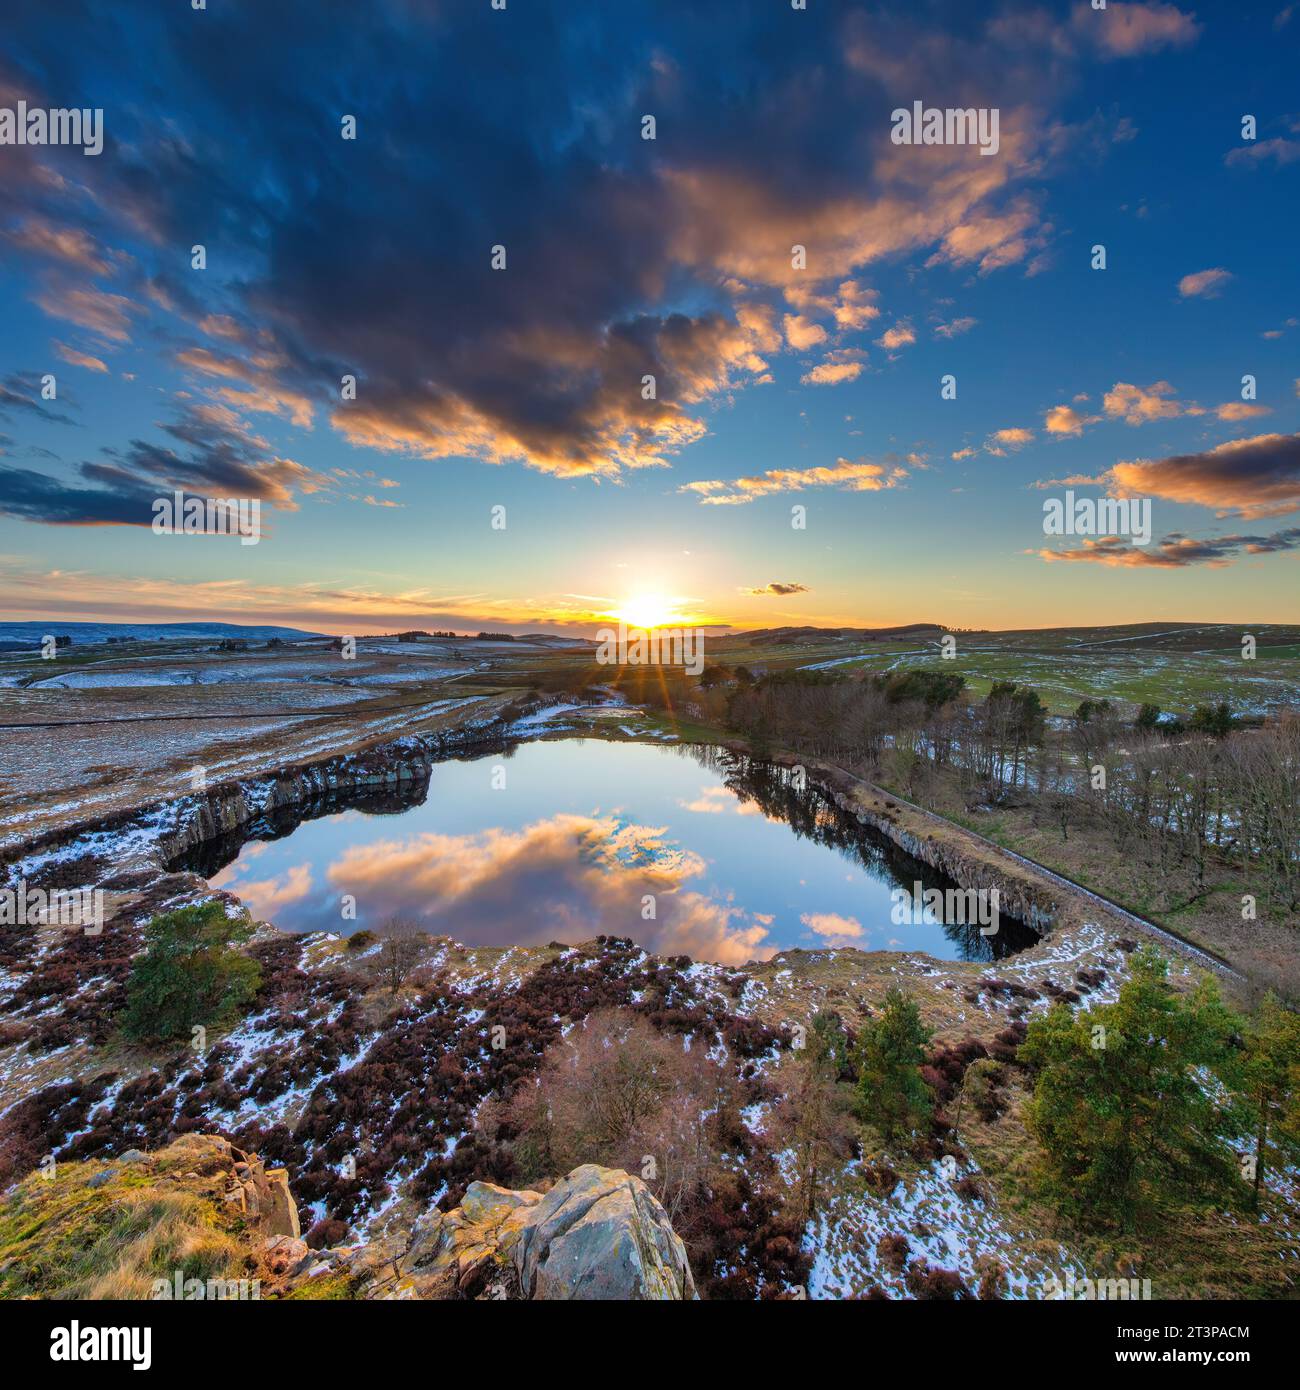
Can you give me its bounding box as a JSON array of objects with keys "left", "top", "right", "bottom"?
[
  {"left": 1233, "top": 993, "right": 1300, "bottom": 1213},
  {"left": 1135, "top": 703, "right": 1162, "bottom": 732},
  {"left": 121, "top": 901, "right": 261, "bottom": 1043},
  {"left": 855, "top": 987, "right": 933, "bottom": 1144},
  {"left": 1020, "top": 948, "right": 1245, "bottom": 1230}
]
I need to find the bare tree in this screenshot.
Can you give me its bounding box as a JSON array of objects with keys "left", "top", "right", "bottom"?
[{"left": 371, "top": 916, "right": 427, "bottom": 994}]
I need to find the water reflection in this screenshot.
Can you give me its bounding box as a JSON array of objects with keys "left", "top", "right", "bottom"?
[{"left": 181, "top": 739, "right": 1037, "bottom": 964}]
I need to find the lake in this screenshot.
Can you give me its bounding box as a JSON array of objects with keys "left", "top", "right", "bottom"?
[{"left": 191, "top": 738, "right": 1038, "bottom": 965}]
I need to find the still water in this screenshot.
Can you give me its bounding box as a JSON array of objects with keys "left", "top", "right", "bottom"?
[{"left": 194, "top": 739, "right": 1037, "bottom": 965}]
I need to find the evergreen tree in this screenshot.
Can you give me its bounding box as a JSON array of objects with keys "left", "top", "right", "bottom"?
[
  {"left": 1234, "top": 993, "right": 1300, "bottom": 1213},
  {"left": 1020, "top": 948, "right": 1245, "bottom": 1230},
  {"left": 855, "top": 987, "right": 933, "bottom": 1144},
  {"left": 121, "top": 902, "right": 261, "bottom": 1043}
]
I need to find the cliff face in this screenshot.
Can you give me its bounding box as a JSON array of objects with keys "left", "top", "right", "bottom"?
[
  {"left": 8, "top": 703, "right": 557, "bottom": 901},
  {"left": 776, "top": 757, "right": 1064, "bottom": 935}
]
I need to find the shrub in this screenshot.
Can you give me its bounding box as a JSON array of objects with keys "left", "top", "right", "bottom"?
[
  {"left": 855, "top": 987, "right": 933, "bottom": 1144},
  {"left": 120, "top": 902, "right": 261, "bottom": 1044}
]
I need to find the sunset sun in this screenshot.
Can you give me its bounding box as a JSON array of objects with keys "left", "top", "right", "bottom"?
[{"left": 612, "top": 595, "right": 680, "bottom": 630}]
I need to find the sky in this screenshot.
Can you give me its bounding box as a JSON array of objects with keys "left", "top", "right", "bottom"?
[{"left": 0, "top": 0, "right": 1297, "bottom": 636}]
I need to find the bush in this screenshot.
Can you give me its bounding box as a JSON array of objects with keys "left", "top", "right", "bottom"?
[
  {"left": 855, "top": 987, "right": 933, "bottom": 1144},
  {"left": 120, "top": 903, "right": 261, "bottom": 1044}
]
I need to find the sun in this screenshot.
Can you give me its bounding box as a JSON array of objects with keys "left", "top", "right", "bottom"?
[{"left": 612, "top": 594, "right": 680, "bottom": 630}]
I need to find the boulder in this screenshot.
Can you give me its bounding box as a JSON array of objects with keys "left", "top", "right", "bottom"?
[
  {"left": 171, "top": 1134, "right": 299, "bottom": 1238},
  {"left": 512, "top": 1165, "right": 697, "bottom": 1301},
  {"left": 404, "top": 1180, "right": 542, "bottom": 1296}
]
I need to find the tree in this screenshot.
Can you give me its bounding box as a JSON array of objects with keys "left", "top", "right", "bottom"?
[
  {"left": 1189, "top": 701, "right": 1236, "bottom": 738},
  {"left": 1019, "top": 948, "right": 1245, "bottom": 1230},
  {"left": 855, "top": 987, "right": 933, "bottom": 1145},
  {"left": 121, "top": 901, "right": 261, "bottom": 1043},
  {"left": 808, "top": 1008, "right": 854, "bottom": 1081},
  {"left": 371, "top": 916, "right": 427, "bottom": 994},
  {"left": 1135, "top": 703, "right": 1162, "bottom": 733},
  {"left": 776, "top": 1051, "right": 856, "bottom": 1221},
  {"left": 1234, "top": 993, "right": 1300, "bottom": 1213}
]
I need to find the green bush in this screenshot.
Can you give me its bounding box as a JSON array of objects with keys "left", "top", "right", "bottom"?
[
  {"left": 855, "top": 987, "right": 933, "bottom": 1144},
  {"left": 121, "top": 902, "right": 261, "bottom": 1043}
]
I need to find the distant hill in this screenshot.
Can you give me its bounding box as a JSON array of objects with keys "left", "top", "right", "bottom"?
[
  {"left": 0, "top": 621, "right": 324, "bottom": 651},
  {"left": 743, "top": 623, "right": 945, "bottom": 642}
]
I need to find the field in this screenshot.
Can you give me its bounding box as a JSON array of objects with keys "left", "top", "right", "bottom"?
[{"left": 3, "top": 621, "right": 1297, "bottom": 853}]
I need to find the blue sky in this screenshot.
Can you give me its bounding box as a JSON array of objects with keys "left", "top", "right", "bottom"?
[{"left": 0, "top": 0, "right": 1297, "bottom": 633}]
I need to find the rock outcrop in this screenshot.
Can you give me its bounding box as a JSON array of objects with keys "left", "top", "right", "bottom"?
[
  {"left": 389, "top": 1165, "right": 696, "bottom": 1300},
  {"left": 167, "top": 1133, "right": 301, "bottom": 1238},
  {"left": 513, "top": 1165, "right": 697, "bottom": 1301}
]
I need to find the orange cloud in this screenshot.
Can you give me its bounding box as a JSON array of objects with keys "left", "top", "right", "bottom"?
[
  {"left": 319, "top": 814, "right": 775, "bottom": 964},
  {"left": 682, "top": 456, "right": 907, "bottom": 505},
  {"left": 1178, "top": 267, "right": 1232, "bottom": 298}
]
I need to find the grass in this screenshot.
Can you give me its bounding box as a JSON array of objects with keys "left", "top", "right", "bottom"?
[{"left": 0, "top": 1141, "right": 257, "bottom": 1299}]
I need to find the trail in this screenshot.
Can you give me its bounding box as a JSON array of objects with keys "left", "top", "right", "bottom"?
[{"left": 830, "top": 765, "right": 1245, "bottom": 984}]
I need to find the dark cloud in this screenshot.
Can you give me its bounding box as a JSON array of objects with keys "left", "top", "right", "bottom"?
[
  {"left": 0, "top": 0, "right": 1077, "bottom": 491},
  {"left": 743, "top": 581, "right": 810, "bottom": 596},
  {"left": 1038, "top": 528, "right": 1300, "bottom": 568},
  {"left": 0, "top": 374, "right": 78, "bottom": 427},
  {"left": 0, "top": 402, "right": 328, "bottom": 527},
  {"left": 1109, "top": 433, "right": 1300, "bottom": 519}
]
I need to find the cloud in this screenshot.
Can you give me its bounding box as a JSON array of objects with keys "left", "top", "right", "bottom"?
[
  {"left": 1216, "top": 401, "right": 1271, "bottom": 421},
  {"left": 681, "top": 456, "right": 908, "bottom": 505},
  {"left": 0, "top": 373, "right": 78, "bottom": 427},
  {"left": 0, "top": 400, "right": 331, "bottom": 528},
  {"left": 801, "top": 350, "right": 866, "bottom": 386},
  {"left": 1071, "top": 1, "right": 1201, "bottom": 57},
  {"left": 1044, "top": 403, "right": 1098, "bottom": 436},
  {"left": 742, "top": 581, "right": 809, "bottom": 596},
  {"left": 800, "top": 911, "right": 864, "bottom": 945},
  {"left": 984, "top": 426, "right": 1034, "bottom": 454},
  {"left": 876, "top": 320, "right": 916, "bottom": 351},
  {"left": 1037, "top": 527, "right": 1300, "bottom": 568},
  {"left": 1103, "top": 379, "right": 1194, "bottom": 424},
  {"left": 4, "top": 218, "right": 118, "bottom": 276},
  {"left": 0, "top": 0, "right": 1189, "bottom": 495},
  {"left": 924, "top": 197, "right": 1048, "bottom": 276},
  {"left": 1225, "top": 138, "right": 1300, "bottom": 169},
  {"left": 1178, "top": 267, "right": 1233, "bottom": 299},
  {"left": 933, "top": 317, "right": 977, "bottom": 339},
  {"left": 1106, "top": 433, "right": 1300, "bottom": 519},
  {"left": 783, "top": 314, "right": 828, "bottom": 350},
  {"left": 314, "top": 813, "right": 775, "bottom": 964},
  {"left": 31, "top": 283, "right": 141, "bottom": 342},
  {"left": 53, "top": 342, "right": 109, "bottom": 374}
]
